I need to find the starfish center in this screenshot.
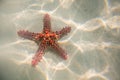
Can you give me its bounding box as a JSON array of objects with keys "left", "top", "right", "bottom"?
[{"left": 42, "top": 32, "right": 57, "bottom": 45}]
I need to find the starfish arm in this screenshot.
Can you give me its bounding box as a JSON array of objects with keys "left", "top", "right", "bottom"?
[
  {"left": 43, "top": 13, "right": 51, "bottom": 32},
  {"left": 51, "top": 42, "right": 68, "bottom": 60},
  {"left": 17, "top": 30, "right": 41, "bottom": 41},
  {"left": 56, "top": 26, "right": 71, "bottom": 38},
  {"left": 31, "top": 42, "right": 46, "bottom": 67}
]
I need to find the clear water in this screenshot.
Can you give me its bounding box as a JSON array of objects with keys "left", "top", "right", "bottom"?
[{"left": 0, "top": 0, "right": 120, "bottom": 80}]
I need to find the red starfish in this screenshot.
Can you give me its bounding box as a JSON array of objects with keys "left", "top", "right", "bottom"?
[{"left": 17, "top": 13, "right": 71, "bottom": 67}]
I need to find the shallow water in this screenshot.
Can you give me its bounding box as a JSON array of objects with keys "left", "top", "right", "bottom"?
[{"left": 0, "top": 0, "right": 120, "bottom": 80}]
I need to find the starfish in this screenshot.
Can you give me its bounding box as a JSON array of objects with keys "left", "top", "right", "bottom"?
[{"left": 17, "top": 13, "right": 71, "bottom": 67}]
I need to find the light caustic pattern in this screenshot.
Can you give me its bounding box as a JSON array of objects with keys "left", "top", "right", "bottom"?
[{"left": 0, "top": 0, "right": 120, "bottom": 80}]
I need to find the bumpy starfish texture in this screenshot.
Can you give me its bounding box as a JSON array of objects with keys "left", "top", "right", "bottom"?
[{"left": 17, "top": 14, "right": 71, "bottom": 67}]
